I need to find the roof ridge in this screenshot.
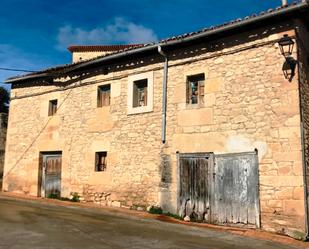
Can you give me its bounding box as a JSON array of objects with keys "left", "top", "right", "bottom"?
[{"left": 67, "top": 44, "right": 144, "bottom": 53}]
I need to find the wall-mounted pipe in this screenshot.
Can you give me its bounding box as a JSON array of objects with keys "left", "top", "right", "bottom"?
[{"left": 158, "top": 45, "right": 168, "bottom": 144}]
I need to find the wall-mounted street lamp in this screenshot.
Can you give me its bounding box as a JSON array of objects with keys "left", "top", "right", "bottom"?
[
  {"left": 278, "top": 34, "right": 297, "bottom": 81},
  {"left": 278, "top": 34, "right": 295, "bottom": 57}
]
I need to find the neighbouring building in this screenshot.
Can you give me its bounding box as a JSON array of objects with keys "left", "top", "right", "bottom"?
[
  {"left": 0, "top": 113, "right": 8, "bottom": 188},
  {"left": 2, "top": 1, "right": 309, "bottom": 239}
]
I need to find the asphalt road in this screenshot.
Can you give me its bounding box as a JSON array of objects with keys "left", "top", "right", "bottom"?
[{"left": 0, "top": 197, "right": 302, "bottom": 249}]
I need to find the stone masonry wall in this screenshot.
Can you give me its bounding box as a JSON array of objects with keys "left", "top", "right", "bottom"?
[
  {"left": 160, "top": 26, "right": 305, "bottom": 236},
  {"left": 2, "top": 22, "right": 306, "bottom": 235},
  {"left": 297, "top": 20, "right": 309, "bottom": 228}
]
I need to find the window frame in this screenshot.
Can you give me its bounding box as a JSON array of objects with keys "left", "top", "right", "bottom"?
[
  {"left": 132, "top": 79, "right": 148, "bottom": 108},
  {"left": 127, "top": 71, "right": 154, "bottom": 115},
  {"left": 95, "top": 151, "right": 107, "bottom": 172},
  {"left": 48, "top": 99, "right": 58, "bottom": 116},
  {"left": 97, "top": 84, "right": 111, "bottom": 107},
  {"left": 186, "top": 73, "right": 205, "bottom": 105}
]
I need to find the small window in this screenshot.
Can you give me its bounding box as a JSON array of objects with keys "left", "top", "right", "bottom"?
[
  {"left": 97, "top": 84, "right": 111, "bottom": 107},
  {"left": 95, "top": 152, "right": 107, "bottom": 172},
  {"left": 186, "top": 74, "right": 205, "bottom": 105},
  {"left": 48, "top": 99, "right": 58, "bottom": 116},
  {"left": 133, "top": 79, "right": 148, "bottom": 107}
]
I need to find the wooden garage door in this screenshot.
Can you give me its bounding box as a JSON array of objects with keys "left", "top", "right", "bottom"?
[
  {"left": 178, "top": 151, "right": 260, "bottom": 227},
  {"left": 211, "top": 152, "right": 260, "bottom": 227}
]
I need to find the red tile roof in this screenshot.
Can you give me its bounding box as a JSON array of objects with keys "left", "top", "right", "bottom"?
[{"left": 67, "top": 44, "right": 143, "bottom": 53}]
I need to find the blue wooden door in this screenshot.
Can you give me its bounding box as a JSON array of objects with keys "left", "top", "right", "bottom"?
[{"left": 43, "top": 154, "right": 62, "bottom": 198}]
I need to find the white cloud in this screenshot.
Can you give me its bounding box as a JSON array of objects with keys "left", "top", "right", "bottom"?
[{"left": 56, "top": 17, "right": 158, "bottom": 50}]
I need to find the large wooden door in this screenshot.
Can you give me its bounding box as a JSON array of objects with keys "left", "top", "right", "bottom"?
[
  {"left": 211, "top": 152, "right": 260, "bottom": 227},
  {"left": 178, "top": 151, "right": 260, "bottom": 227},
  {"left": 178, "top": 153, "right": 212, "bottom": 221},
  {"left": 40, "top": 153, "right": 62, "bottom": 198}
]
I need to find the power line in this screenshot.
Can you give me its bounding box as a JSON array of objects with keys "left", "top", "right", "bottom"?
[{"left": 0, "top": 67, "right": 37, "bottom": 73}]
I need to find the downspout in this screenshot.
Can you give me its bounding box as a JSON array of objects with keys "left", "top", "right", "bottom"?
[
  {"left": 158, "top": 45, "right": 168, "bottom": 144},
  {"left": 295, "top": 27, "right": 309, "bottom": 240}
]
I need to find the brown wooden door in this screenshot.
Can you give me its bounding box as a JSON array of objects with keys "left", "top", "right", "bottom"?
[
  {"left": 178, "top": 153, "right": 212, "bottom": 221},
  {"left": 41, "top": 153, "right": 62, "bottom": 198}
]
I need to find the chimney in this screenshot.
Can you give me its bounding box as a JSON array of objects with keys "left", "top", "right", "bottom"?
[{"left": 282, "top": 0, "right": 288, "bottom": 6}]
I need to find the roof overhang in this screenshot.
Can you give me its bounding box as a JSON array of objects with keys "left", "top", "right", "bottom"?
[{"left": 6, "top": 1, "right": 309, "bottom": 84}]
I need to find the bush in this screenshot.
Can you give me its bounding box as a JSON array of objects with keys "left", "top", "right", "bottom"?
[
  {"left": 47, "top": 192, "right": 80, "bottom": 202},
  {"left": 148, "top": 205, "right": 163, "bottom": 214},
  {"left": 70, "top": 192, "right": 80, "bottom": 202},
  {"left": 48, "top": 193, "right": 59, "bottom": 199}
]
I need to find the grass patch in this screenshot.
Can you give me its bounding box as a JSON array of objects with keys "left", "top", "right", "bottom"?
[
  {"left": 164, "top": 212, "right": 183, "bottom": 220},
  {"left": 147, "top": 205, "right": 183, "bottom": 220}
]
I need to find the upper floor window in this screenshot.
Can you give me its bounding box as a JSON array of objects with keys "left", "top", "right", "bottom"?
[
  {"left": 48, "top": 99, "right": 58, "bottom": 116},
  {"left": 97, "top": 84, "right": 111, "bottom": 107},
  {"left": 133, "top": 79, "right": 148, "bottom": 107},
  {"left": 186, "top": 74, "right": 205, "bottom": 105},
  {"left": 127, "top": 72, "right": 153, "bottom": 115},
  {"left": 95, "top": 151, "right": 107, "bottom": 172}
]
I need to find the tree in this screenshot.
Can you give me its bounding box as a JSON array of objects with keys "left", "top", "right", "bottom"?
[{"left": 0, "top": 86, "right": 9, "bottom": 113}]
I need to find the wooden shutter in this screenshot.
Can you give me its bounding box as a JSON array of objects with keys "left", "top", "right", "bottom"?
[
  {"left": 198, "top": 80, "right": 205, "bottom": 104},
  {"left": 143, "top": 86, "right": 148, "bottom": 106},
  {"left": 97, "top": 88, "right": 102, "bottom": 107},
  {"left": 95, "top": 152, "right": 99, "bottom": 171},
  {"left": 186, "top": 78, "right": 191, "bottom": 104}
]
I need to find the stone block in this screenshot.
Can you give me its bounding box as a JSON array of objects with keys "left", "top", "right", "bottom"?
[
  {"left": 273, "top": 152, "right": 302, "bottom": 162},
  {"left": 293, "top": 187, "right": 304, "bottom": 200},
  {"left": 177, "top": 108, "right": 213, "bottom": 126},
  {"left": 260, "top": 176, "right": 303, "bottom": 187},
  {"left": 277, "top": 162, "right": 293, "bottom": 176},
  {"left": 278, "top": 127, "right": 300, "bottom": 139},
  {"left": 205, "top": 78, "right": 222, "bottom": 93},
  {"left": 204, "top": 93, "right": 216, "bottom": 107},
  {"left": 111, "top": 201, "right": 121, "bottom": 208},
  {"left": 284, "top": 115, "right": 300, "bottom": 127},
  {"left": 283, "top": 200, "right": 305, "bottom": 216},
  {"left": 268, "top": 200, "right": 283, "bottom": 208},
  {"left": 274, "top": 188, "right": 293, "bottom": 200}
]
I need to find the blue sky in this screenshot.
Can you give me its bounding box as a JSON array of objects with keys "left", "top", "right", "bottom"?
[{"left": 0, "top": 0, "right": 291, "bottom": 89}]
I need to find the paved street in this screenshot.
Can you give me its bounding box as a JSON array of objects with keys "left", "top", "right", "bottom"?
[{"left": 0, "top": 197, "right": 303, "bottom": 249}]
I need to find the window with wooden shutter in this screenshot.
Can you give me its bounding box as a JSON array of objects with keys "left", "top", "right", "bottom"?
[
  {"left": 186, "top": 74, "right": 205, "bottom": 105},
  {"left": 97, "top": 85, "right": 111, "bottom": 107},
  {"left": 48, "top": 99, "right": 58, "bottom": 116},
  {"left": 95, "top": 152, "right": 107, "bottom": 171}
]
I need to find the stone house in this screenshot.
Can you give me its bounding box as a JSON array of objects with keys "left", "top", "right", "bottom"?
[{"left": 2, "top": 1, "right": 309, "bottom": 239}]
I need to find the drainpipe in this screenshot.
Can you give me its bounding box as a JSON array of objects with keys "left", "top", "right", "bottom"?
[
  {"left": 295, "top": 27, "right": 309, "bottom": 240},
  {"left": 158, "top": 45, "right": 168, "bottom": 144}
]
